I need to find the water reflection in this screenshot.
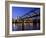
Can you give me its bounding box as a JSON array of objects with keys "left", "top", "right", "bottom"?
[{"left": 12, "top": 23, "right": 40, "bottom": 31}]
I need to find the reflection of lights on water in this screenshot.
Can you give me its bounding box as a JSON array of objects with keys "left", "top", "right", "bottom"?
[{"left": 13, "top": 24, "right": 17, "bottom": 30}]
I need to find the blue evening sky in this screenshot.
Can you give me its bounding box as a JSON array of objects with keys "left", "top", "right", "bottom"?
[{"left": 12, "top": 7, "right": 40, "bottom": 19}]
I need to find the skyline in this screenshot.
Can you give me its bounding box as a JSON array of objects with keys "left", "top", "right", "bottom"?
[{"left": 12, "top": 7, "right": 40, "bottom": 19}]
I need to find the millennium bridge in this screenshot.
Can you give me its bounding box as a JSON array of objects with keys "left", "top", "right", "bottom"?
[{"left": 12, "top": 8, "right": 40, "bottom": 31}]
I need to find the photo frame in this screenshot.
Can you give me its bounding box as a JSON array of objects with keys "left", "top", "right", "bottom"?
[{"left": 5, "top": 1, "right": 45, "bottom": 37}]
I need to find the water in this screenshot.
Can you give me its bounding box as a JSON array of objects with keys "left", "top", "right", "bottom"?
[{"left": 12, "top": 23, "right": 40, "bottom": 31}]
